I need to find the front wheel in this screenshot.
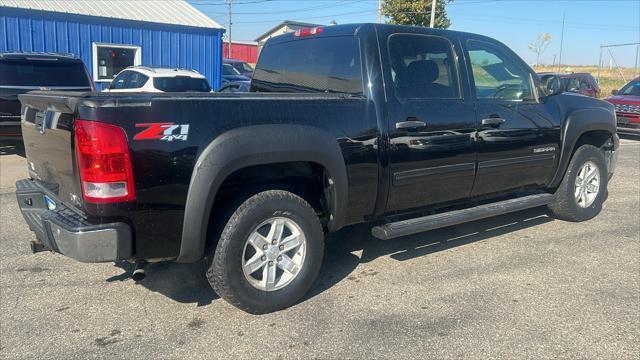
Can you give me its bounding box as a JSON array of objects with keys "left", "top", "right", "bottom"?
[
  {"left": 547, "top": 144, "right": 608, "bottom": 222},
  {"left": 206, "top": 190, "right": 324, "bottom": 314}
]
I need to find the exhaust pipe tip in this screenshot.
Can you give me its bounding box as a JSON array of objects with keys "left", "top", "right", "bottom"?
[
  {"left": 131, "top": 268, "right": 146, "bottom": 282},
  {"left": 131, "top": 261, "right": 148, "bottom": 282}
]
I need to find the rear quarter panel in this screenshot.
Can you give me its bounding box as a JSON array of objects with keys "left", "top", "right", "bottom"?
[{"left": 78, "top": 94, "right": 378, "bottom": 259}]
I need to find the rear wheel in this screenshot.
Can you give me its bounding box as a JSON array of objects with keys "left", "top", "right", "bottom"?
[
  {"left": 547, "top": 144, "right": 608, "bottom": 222},
  {"left": 206, "top": 190, "right": 324, "bottom": 314}
]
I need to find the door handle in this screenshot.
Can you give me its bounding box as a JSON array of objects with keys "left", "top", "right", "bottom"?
[
  {"left": 481, "top": 117, "right": 506, "bottom": 127},
  {"left": 396, "top": 118, "right": 426, "bottom": 130}
]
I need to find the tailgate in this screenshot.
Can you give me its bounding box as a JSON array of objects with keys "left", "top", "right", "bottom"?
[{"left": 19, "top": 92, "right": 88, "bottom": 209}]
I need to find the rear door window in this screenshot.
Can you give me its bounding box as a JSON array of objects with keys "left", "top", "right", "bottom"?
[
  {"left": 388, "top": 34, "right": 460, "bottom": 99},
  {"left": 126, "top": 72, "right": 149, "bottom": 89},
  {"left": 253, "top": 36, "right": 363, "bottom": 94},
  {"left": 0, "top": 60, "right": 91, "bottom": 87}
]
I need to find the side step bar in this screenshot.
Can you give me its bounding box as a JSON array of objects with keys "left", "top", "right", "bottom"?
[{"left": 371, "top": 193, "right": 554, "bottom": 240}]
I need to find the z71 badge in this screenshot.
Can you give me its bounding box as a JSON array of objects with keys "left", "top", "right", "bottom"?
[{"left": 134, "top": 123, "right": 190, "bottom": 142}]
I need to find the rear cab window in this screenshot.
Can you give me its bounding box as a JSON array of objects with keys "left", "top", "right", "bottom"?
[
  {"left": 153, "top": 76, "right": 211, "bottom": 92},
  {"left": 0, "top": 59, "right": 91, "bottom": 87},
  {"left": 252, "top": 36, "right": 364, "bottom": 95}
]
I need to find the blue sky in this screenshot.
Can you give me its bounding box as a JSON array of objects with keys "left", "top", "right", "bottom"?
[{"left": 189, "top": 0, "right": 640, "bottom": 67}]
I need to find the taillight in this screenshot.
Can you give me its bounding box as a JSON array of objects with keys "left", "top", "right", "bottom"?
[
  {"left": 293, "top": 26, "right": 323, "bottom": 37},
  {"left": 74, "top": 120, "right": 135, "bottom": 203}
]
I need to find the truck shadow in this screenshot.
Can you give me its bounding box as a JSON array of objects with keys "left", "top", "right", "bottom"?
[
  {"left": 0, "top": 142, "right": 25, "bottom": 157},
  {"left": 306, "top": 206, "right": 553, "bottom": 301},
  {"left": 112, "top": 207, "right": 553, "bottom": 308},
  {"left": 108, "top": 260, "right": 219, "bottom": 306}
]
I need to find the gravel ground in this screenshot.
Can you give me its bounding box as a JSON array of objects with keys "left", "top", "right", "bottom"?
[{"left": 1, "top": 140, "right": 638, "bottom": 359}]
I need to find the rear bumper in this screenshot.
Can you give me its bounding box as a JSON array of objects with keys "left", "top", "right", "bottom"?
[{"left": 15, "top": 179, "right": 132, "bottom": 262}]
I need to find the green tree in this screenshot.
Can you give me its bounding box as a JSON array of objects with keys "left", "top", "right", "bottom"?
[{"left": 382, "top": 0, "right": 452, "bottom": 29}]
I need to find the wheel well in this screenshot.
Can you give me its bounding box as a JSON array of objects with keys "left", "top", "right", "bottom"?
[
  {"left": 204, "top": 161, "right": 329, "bottom": 253},
  {"left": 573, "top": 130, "right": 613, "bottom": 153}
]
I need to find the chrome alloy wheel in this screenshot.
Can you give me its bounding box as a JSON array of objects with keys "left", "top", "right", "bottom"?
[
  {"left": 241, "top": 217, "right": 307, "bottom": 291},
  {"left": 574, "top": 161, "right": 600, "bottom": 208}
]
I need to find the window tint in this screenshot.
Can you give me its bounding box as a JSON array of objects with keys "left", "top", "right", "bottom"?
[
  {"left": 230, "top": 61, "right": 254, "bottom": 73},
  {"left": 619, "top": 80, "right": 640, "bottom": 96},
  {"left": 153, "top": 76, "right": 211, "bottom": 92},
  {"left": 110, "top": 71, "right": 130, "bottom": 89},
  {"left": 565, "top": 77, "right": 580, "bottom": 92},
  {"left": 253, "top": 36, "right": 363, "bottom": 94},
  {"left": 126, "top": 72, "right": 148, "bottom": 89},
  {"left": 223, "top": 64, "right": 241, "bottom": 76},
  {"left": 467, "top": 41, "right": 533, "bottom": 101},
  {"left": 0, "top": 60, "right": 91, "bottom": 87},
  {"left": 388, "top": 34, "right": 459, "bottom": 99}
]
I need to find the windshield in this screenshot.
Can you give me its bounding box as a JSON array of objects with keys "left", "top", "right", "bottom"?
[
  {"left": 153, "top": 76, "right": 211, "bottom": 92},
  {"left": 0, "top": 60, "right": 91, "bottom": 87},
  {"left": 223, "top": 64, "right": 241, "bottom": 76},
  {"left": 619, "top": 80, "right": 640, "bottom": 96}
]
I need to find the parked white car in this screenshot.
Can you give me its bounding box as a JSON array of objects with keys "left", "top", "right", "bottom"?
[{"left": 103, "top": 66, "right": 212, "bottom": 92}]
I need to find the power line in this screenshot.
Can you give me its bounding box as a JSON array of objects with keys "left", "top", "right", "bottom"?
[{"left": 220, "top": 0, "right": 368, "bottom": 15}]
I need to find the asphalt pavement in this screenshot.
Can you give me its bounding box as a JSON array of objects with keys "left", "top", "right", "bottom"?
[{"left": 1, "top": 140, "right": 638, "bottom": 359}]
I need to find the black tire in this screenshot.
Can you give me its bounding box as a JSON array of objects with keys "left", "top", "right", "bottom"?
[
  {"left": 206, "top": 190, "right": 324, "bottom": 314},
  {"left": 547, "top": 144, "right": 608, "bottom": 222}
]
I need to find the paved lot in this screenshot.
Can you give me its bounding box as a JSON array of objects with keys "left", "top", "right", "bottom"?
[{"left": 1, "top": 140, "right": 638, "bottom": 359}]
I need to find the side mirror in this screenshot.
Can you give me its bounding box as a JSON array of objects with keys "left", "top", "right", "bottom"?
[
  {"left": 611, "top": 89, "right": 619, "bottom": 95},
  {"left": 540, "top": 74, "right": 564, "bottom": 97}
]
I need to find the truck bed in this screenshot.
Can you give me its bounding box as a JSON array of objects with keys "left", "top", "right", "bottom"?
[{"left": 19, "top": 90, "right": 378, "bottom": 259}]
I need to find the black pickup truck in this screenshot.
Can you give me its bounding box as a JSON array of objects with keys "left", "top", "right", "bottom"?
[
  {"left": 0, "top": 52, "right": 93, "bottom": 142},
  {"left": 16, "top": 24, "right": 618, "bottom": 314}
]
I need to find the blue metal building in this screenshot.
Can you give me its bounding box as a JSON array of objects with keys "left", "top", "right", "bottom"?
[{"left": 0, "top": 0, "right": 224, "bottom": 90}]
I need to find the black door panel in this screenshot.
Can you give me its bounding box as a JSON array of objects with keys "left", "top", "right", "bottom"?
[
  {"left": 473, "top": 102, "right": 560, "bottom": 196},
  {"left": 381, "top": 32, "right": 477, "bottom": 212},
  {"left": 387, "top": 126, "right": 476, "bottom": 211}
]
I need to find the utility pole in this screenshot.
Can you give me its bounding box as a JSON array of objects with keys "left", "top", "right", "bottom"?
[
  {"left": 227, "top": 0, "right": 232, "bottom": 59},
  {"left": 377, "top": 0, "right": 382, "bottom": 23},
  {"left": 557, "top": 12, "right": 565, "bottom": 72},
  {"left": 597, "top": 45, "right": 602, "bottom": 81},
  {"left": 636, "top": 44, "right": 640, "bottom": 74},
  {"left": 429, "top": 0, "right": 437, "bottom": 28}
]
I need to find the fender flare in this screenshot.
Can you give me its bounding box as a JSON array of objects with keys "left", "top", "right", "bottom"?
[
  {"left": 549, "top": 107, "right": 616, "bottom": 188},
  {"left": 177, "top": 124, "right": 348, "bottom": 263}
]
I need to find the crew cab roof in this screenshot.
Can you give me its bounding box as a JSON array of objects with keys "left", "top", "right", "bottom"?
[{"left": 263, "top": 23, "right": 499, "bottom": 48}]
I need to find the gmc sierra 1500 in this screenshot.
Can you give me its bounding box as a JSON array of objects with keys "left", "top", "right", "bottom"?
[{"left": 16, "top": 24, "right": 618, "bottom": 314}]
